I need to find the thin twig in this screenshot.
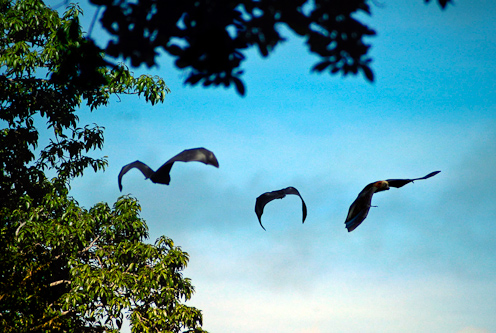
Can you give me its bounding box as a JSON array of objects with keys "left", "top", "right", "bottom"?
[
  {"left": 50, "top": 280, "right": 71, "bottom": 287},
  {"left": 15, "top": 221, "right": 26, "bottom": 237},
  {"left": 81, "top": 235, "right": 101, "bottom": 254}
]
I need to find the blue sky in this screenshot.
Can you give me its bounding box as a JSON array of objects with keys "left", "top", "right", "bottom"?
[{"left": 49, "top": 0, "right": 496, "bottom": 332}]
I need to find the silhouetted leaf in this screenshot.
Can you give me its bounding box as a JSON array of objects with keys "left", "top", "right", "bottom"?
[
  {"left": 167, "top": 44, "right": 183, "bottom": 56},
  {"left": 185, "top": 73, "right": 203, "bottom": 85},
  {"left": 361, "top": 65, "right": 374, "bottom": 82},
  {"left": 232, "top": 76, "right": 245, "bottom": 96},
  {"left": 312, "top": 61, "right": 331, "bottom": 72},
  {"left": 425, "top": 0, "right": 453, "bottom": 9}
]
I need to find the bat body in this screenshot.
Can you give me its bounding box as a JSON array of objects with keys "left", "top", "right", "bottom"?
[
  {"left": 118, "top": 147, "right": 219, "bottom": 191},
  {"left": 345, "top": 171, "right": 440, "bottom": 232},
  {"left": 255, "top": 187, "right": 307, "bottom": 230}
]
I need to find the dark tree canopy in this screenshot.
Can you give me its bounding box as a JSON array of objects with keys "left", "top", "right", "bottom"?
[{"left": 89, "top": 0, "right": 452, "bottom": 95}]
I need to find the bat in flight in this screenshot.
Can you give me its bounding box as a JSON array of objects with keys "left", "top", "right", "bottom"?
[
  {"left": 344, "top": 171, "right": 441, "bottom": 232},
  {"left": 118, "top": 147, "right": 219, "bottom": 191},
  {"left": 255, "top": 187, "right": 307, "bottom": 230}
]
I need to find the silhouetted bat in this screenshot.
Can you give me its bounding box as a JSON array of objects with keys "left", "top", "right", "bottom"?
[
  {"left": 118, "top": 147, "right": 219, "bottom": 191},
  {"left": 345, "top": 171, "right": 440, "bottom": 232},
  {"left": 255, "top": 187, "right": 307, "bottom": 230}
]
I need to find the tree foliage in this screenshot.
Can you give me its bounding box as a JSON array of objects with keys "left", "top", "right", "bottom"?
[
  {"left": 3, "top": 185, "right": 204, "bottom": 332},
  {"left": 89, "top": 0, "right": 452, "bottom": 95},
  {"left": 0, "top": 0, "right": 168, "bottom": 207},
  {"left": 0, "top": 0, "right": 206, "bottom": 331}
]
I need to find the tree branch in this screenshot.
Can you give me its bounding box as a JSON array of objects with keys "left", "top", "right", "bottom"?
[
  {"left": 49, "top": 279, "right": 71, "bottom": 287},
  {"left": 80, "top": 235, "right": 101, "bottom": 254},
  {"left": 15, "top": 221, "right": 26, "bottom": 237}
]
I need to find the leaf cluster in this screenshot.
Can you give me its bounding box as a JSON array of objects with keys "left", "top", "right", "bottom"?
[
  {"left": 1, "top": 184, "right": 205, "bottom": 332},
  {"left": 89, "top": 0, "right": 451, "bottom": 95}
]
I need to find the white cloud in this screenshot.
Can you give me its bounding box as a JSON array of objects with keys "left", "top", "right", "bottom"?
[
  {"left": 188, "top": 272, "right": 496, "bottom": 333},
  {"left": 457, "top": 328, "right": 491, "bottom": 333}
]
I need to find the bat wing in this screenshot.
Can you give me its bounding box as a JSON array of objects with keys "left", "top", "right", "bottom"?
[
  {"left": 345, "top": 171, "right": 441, "bottom": 231},
  {"left": 344, "top": 185, "right": 375, "bottom": 232},
  {"left": 118, "top": 160, "right": 155, "bottom": 191},
  {"left": 283, "top": 187, "right": 308, "bottom": 224},
  {"left": 153, "top": 147, "right": 219, "bottom": 184},
  {"left": 255, "top": 187, "right": 307, "bottom": 230},
  {"left": 414, "top": 170, "right": 441, "bottom": 180},
  {"left": 162, "top": 147, "right": 219, "bottom": 167},
  {"left": 386, "top": 170, "right": 441, "bottom": 188}
]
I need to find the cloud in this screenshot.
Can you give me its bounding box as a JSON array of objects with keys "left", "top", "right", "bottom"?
[
  {"left": 457, "top": 328, "right": 491, "bottom": 333},
  {"left": 188, "top": 272, "right": 496, "bottom": 333}
]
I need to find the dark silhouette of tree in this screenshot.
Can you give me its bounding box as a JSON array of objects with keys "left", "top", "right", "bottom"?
[{"left": 88, "top": 0, "right": 452, "bottom": 95}]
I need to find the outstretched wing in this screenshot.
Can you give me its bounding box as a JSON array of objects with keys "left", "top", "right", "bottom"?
[
  {"left": 153, "top": 147, "right": 220, "bottom": 185},
  {"left": 345, "top": 171, "right": 441, "bottom": 232},
  {"left": 118, "top": 160, "right": 155, "bottom": 191},
  {"left": 344, "top": 185, "right": 376, "bottom": 232},
  {"left": 255, "top": 186, "right": 307, "bottom": 230},
  {"left": 386, "top": 170, "right": 441, "bottom": 188}
]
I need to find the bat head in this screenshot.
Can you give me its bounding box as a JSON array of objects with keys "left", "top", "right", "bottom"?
[{"left": 373, "top": 181, "right": 389, "bottom": 191}]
